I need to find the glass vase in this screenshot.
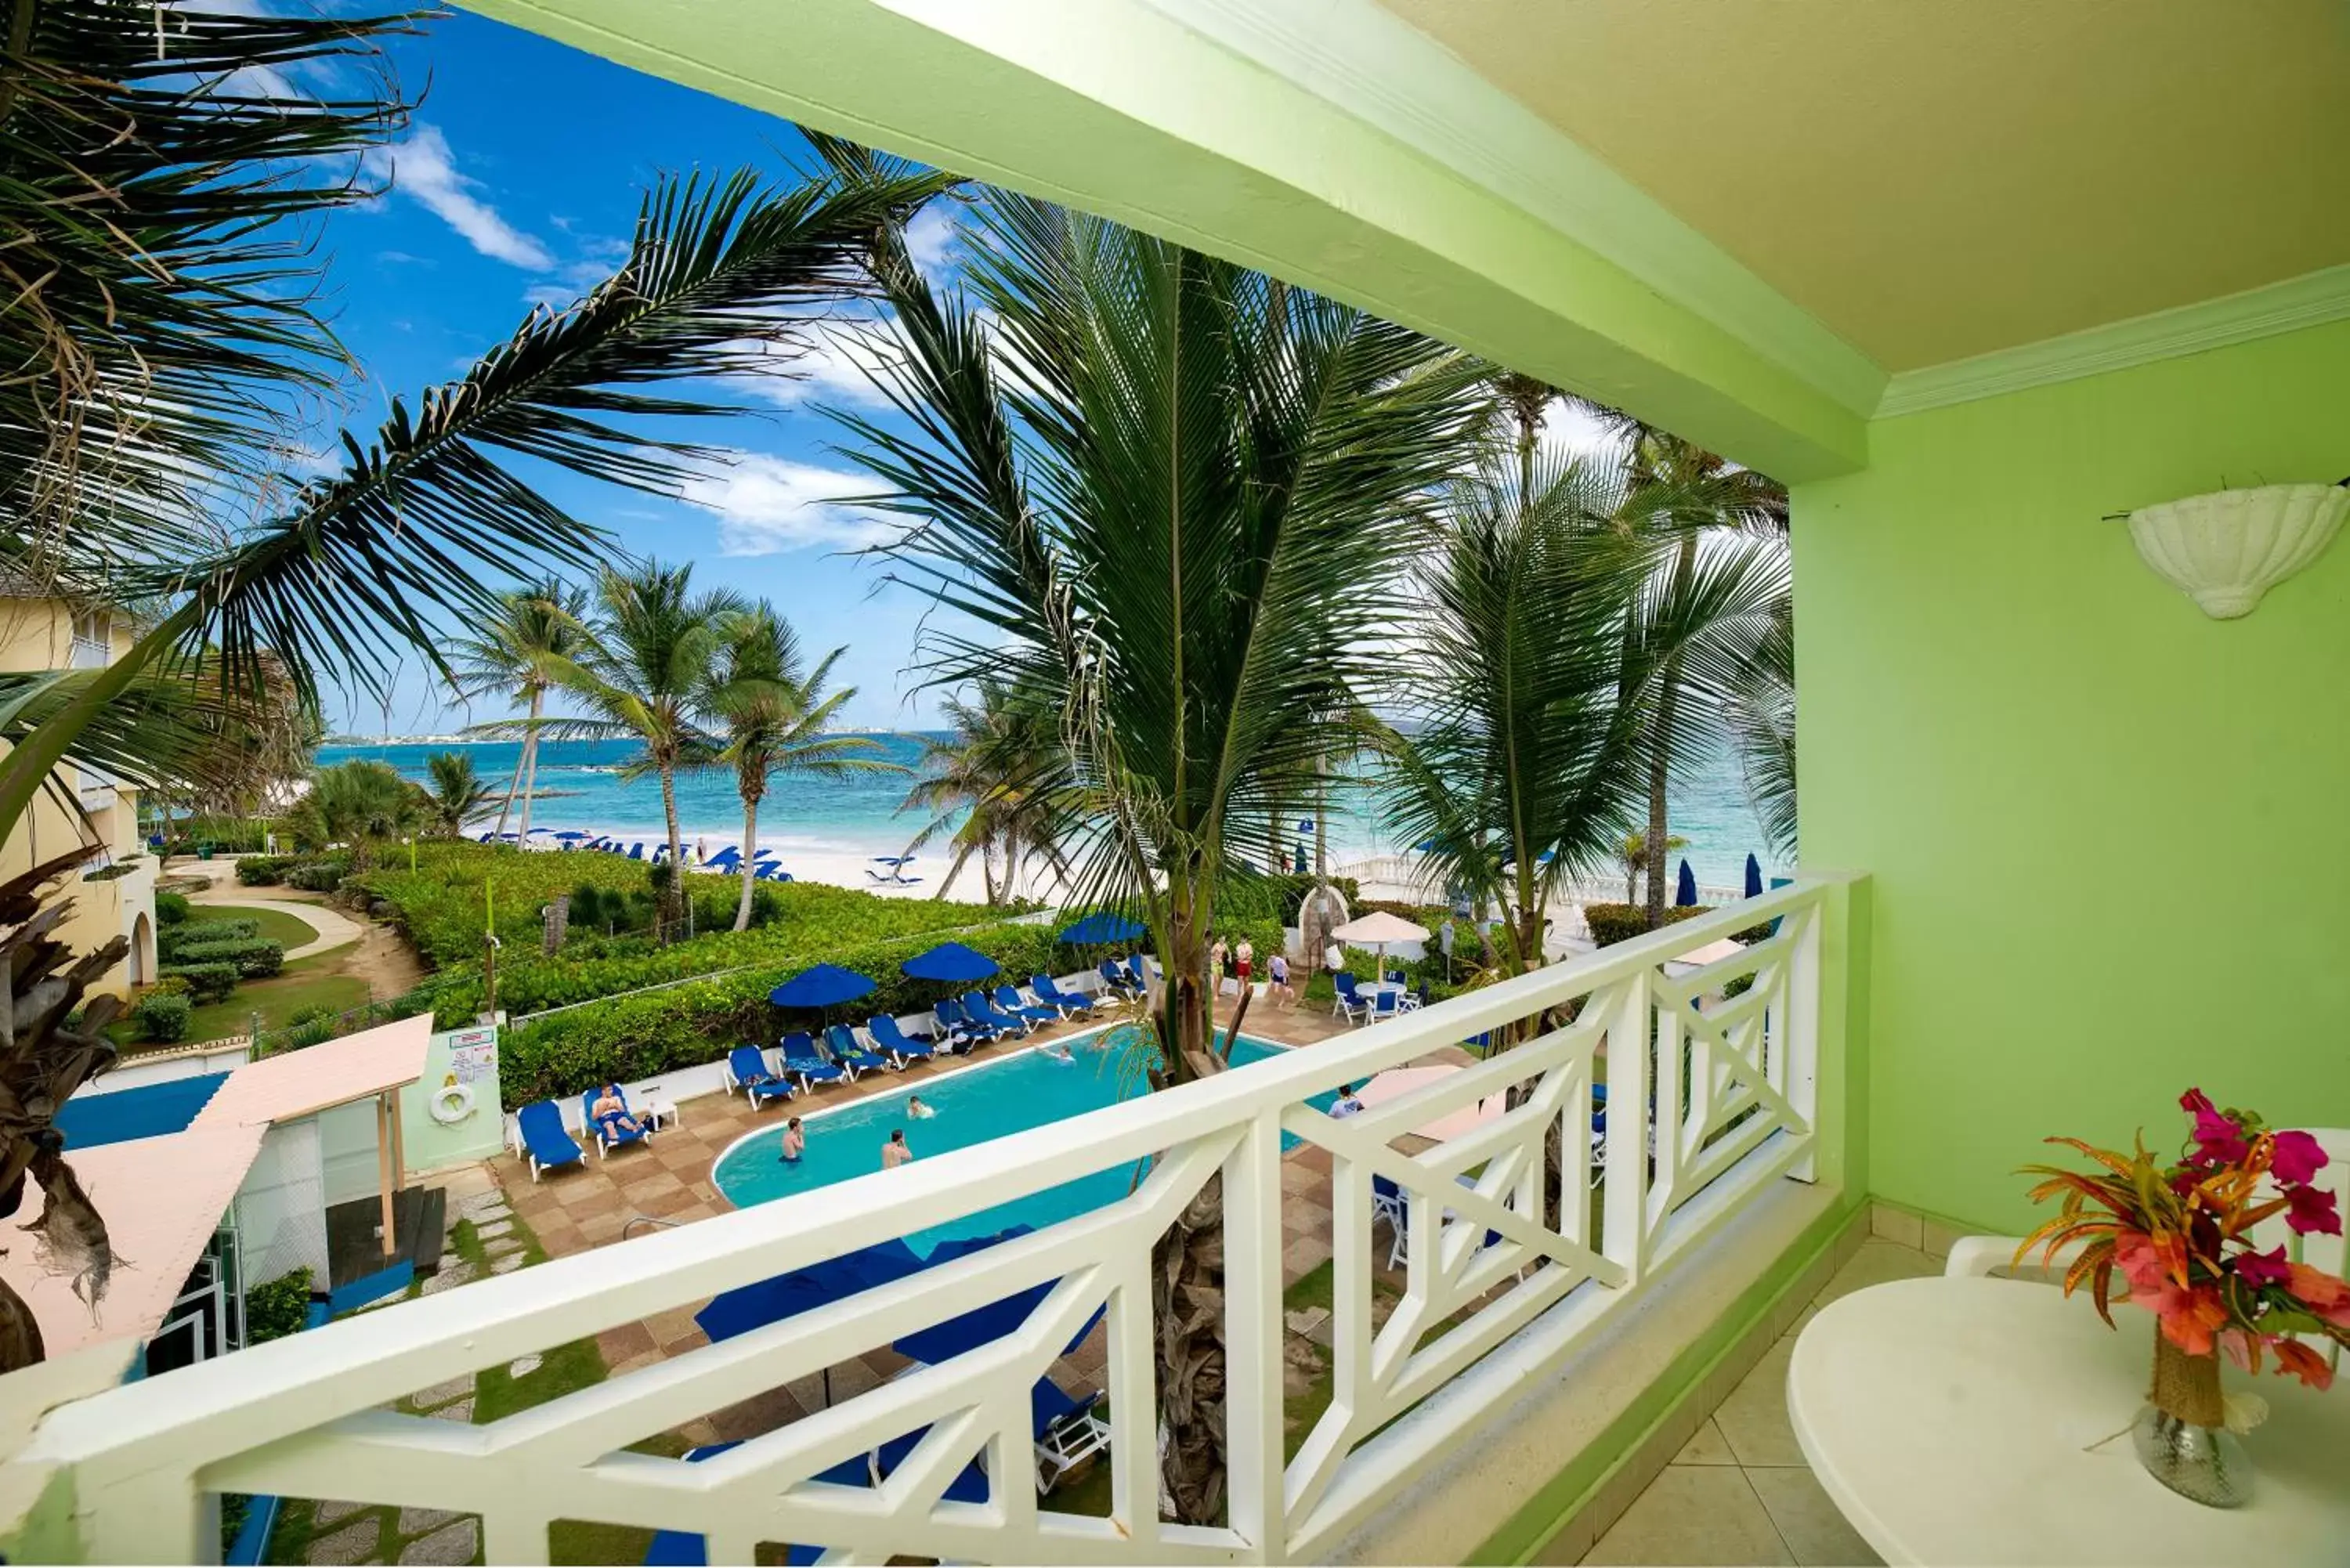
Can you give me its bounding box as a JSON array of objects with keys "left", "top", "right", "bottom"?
[{"left": 2132, "top": 1330, "right": 2251, "bottom": 1507}]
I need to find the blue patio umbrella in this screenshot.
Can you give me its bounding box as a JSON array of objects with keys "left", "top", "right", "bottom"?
[
  {"left": 768, "top": 963, "right": 879, "bottom": 1010},
  {"left": 900, "top": 941, "right": 1000, "bottom": 984},
  {"left": 892, "top": 1227, "right": 1104, "bottom": 1364},
  {"left": 697, "top": 1237, "right": 927, "bottom": 1406},
  {"left": 1056, "top": 912, "right": 1144, "bottom": 946},
  {"left": 1675, "top": 859, "right": 1699, "bottom": 907},
  {"left": 1744, "top": 853, "right": 1764, "bottom": 900}
]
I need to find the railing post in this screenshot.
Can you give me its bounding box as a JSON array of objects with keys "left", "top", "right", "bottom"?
[
  {"left": 82, "top": 1471, "right": 211, "bottom": 1564},
  {"left": 1600, "top": 970, "right": 1651, "bottom": 1281},
  {"left": 1220, "top": 1108, "right": 1289, "bottom": 1563},
  {"left": 1784, "top": 893, "right": 1824, "bottom": 1183}
]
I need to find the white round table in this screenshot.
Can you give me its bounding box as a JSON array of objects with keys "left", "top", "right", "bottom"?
[{"left": 1789, "top": 1275, "right": 2350, "bottom": 1565}]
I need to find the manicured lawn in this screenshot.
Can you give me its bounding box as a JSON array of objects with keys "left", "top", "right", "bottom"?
[
  {"left": 183, "top": 902, "right": 323, "bottom": 952},
  {"left": 178, "top": 962, "right": 372, "bottom": 1044}
]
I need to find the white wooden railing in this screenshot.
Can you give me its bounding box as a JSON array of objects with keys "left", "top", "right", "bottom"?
[
  {"left": 1329, "top": 854, "right": 1754, "bottom": 910},
  {"left": 10, "top": 876, "right": 1853, "bottom": 1565}
]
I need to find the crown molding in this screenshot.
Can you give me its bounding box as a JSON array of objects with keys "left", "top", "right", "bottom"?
[
  {"left": 1135, "top": 0, "right": 1889, "bottom": 421},
  {"left": 1876, "top": 263, "right": 2350, "bottom": 420}
]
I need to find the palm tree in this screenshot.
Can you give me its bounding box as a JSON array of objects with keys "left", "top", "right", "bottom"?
[
  {"left": 287, "top": 760, "right": 424, "bottom": 869},
  {"left": 538, "top": 565, "right": 744, "bottom": 930},
  {"left": 0, "top": 5, "right": 953, "bottom": 1367},
  {"left": 1379, "top": 384, "right": 1653, "bottom": 982},
  {"left": 700, "top": 605, "right": 901, "bottom": 930},
  {"left": 895, "top": 677, "right": 1067, "bottom": 905},
  {"left": 1615, "top": 829, "right": 1688, "bottom": 905},
  {"left": 423, "top": 751, "right": 494, "bottom": 837},
  {"left": 1723, "top": 601, "right": 1797, "bottom": 860},
  {"left": 450, "top": 580, "right": 591, "bottom": 840},
  {"left": 841, "top": 196, "right": 1484, "bottom": 1519},
  {"left": 1571, "top": 404, "right": 1790, "bottom": 929}
]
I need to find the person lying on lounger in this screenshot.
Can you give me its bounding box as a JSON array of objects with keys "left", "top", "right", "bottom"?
[{"left": 591, "top": 1085, "right": 643, "bottom": 1137}]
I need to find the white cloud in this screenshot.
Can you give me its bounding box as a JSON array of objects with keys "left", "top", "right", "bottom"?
[
  {"left": 682, "top": 453, "right": 899, "bottom": 556},
  {"left": 739, "top": 313, "right": 899, "bottom": 411},
  {"left": 903, "top": 204, "right": 962, "bottom": 280},
  {"left": 367, "top": 125, "right": 555, "bottom": 272}
]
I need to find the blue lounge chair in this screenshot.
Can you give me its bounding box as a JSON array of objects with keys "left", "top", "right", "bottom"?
[
  {"left": 1098, "top": 959, "right": 1139, "bottom": 998},
  {"left": 754, "top": 862, "right": 794, "bottom": 883},
  {"left": 725, "top": 1044, "right": 795, "bottom": 1108},
  {"left": 778, "top": 1032, "right": 845, "bottom": 1090},
  {"left": 826, "top": 1023, "right": 891, "bottom": 1076},
  {"left": 515, "top": 1100, "right": 585, "bottom": 1182},
  {"left": 579, "top": 1088, "right": 653, "bottom": 1158},
  {"left": 867, "top": 1013, "right": 937, "bottom": 1067},
  {"left": 643, "top": 1444, "right": 834, "bottom": 1566},
  {"left": 964, "top": 990, "right": 1032, "bottom": 1038},
  {"left": 1332, "top": 972, "right": 1370, "bottom": 1024},
  {"left": 1122, "top": 955, "right": 1147, "bottom": 991},
  {"left": 1030, "top": 973, "right": 1099, "bottom": 1016},
  {"left": 627, "top": 842, "right": 645, "bottom": 860},
  {"left": 935, "top": 997, "right": 995, "bottom": 1046},
  {"left": 706, "top": 846, "right": 743, "bottom": 873},
  {"left": 995, "top": 984, "right": 1060, "bottom": 1028}
]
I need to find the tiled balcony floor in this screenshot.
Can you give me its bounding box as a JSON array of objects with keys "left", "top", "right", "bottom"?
[{"left": 1578, "top": 1237, "right": 1940, "bottom": 1567}]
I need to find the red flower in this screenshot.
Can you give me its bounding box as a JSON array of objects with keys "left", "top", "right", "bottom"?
[
  {"left": 2270, "top": 1129, "right": 2330, "bottom": 1187},
  {"left": 2273, "top": 1338, "right": 2335, "bottom": 1392},
  {"left": 2234, "top": 1245, "right": 2293, "bottom": 1289},
  {"left": 2285, "top": 1183, "right": 2342, "bottom": 1237}
]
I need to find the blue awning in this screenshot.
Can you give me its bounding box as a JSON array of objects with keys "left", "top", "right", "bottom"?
[
  {"left": 1055, "top": 912, "right": 1144, "bottom": 945},
  {"left": 900, "top": 942, "right": 1000, "bottom": 983},
  {"left": 768, "top": 963, "right": 879, "bottom": 1009},
  {"left": 56, "top": 1073, "right": 230, "bottom": 1151}
]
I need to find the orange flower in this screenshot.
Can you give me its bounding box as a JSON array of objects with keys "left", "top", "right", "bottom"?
[
  {"left": 2286, "top": 1263, "right": 2350, "bottom": 1328},
  {"left": 2273, "top": 1338, "right": 2335, "bottom": 1392}
]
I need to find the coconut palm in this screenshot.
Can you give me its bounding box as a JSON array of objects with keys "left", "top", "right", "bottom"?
[
  {"left": 895, "top": 677, "right": 1068, "bottom": 905},
  {"left": 535, "top": 565, "right": 744, "bottom": 930},
  {"left": 842, "top": 196, "right": 1484, "bottom": 1519},
  {"left": 1616, "top": 829, "right": 1688, "bottom": 906},
  {"left": 287, "top": 760, "right": 424, "bottom": 869},
  {"left": 423, "top": 751, "right": 494, "bottom": 837},
  {"left": 699, "top": 605, "right": 901, "bottom": 930},
  {"left": 1378, "top": 394, "right": 1653, "bottom": 982},
  {"left": 1723, "top": 600, "right": 1797, "bottom": 859},
  {"left": 450, "top": 580, "right": 592, "bottom": 840},
  {"left": 0, "top": 5, "right": 952, "bottom": 1367}
]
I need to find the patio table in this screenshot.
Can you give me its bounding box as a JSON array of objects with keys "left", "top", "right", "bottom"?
[{"left": 1789, "top": 1274, "right": 2350, "bottom": 1565}]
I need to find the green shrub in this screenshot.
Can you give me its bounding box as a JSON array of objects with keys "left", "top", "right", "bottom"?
[
  {"left": 1217, "top": 873, "right": 1361, "bottom": 927},
  {"left": 159, "top": 918, "right": 257, "bottom": 962},
  {"left": 133, "top": 992, "right": 193, "bottom": 1042},
  {"left": 158, "top": 962, "right": 239, "bottom": 1003},
  {"left": 1583, "top": 902, "right": 1712, "bottom": 947},
  {"left": 284, "top": 858, "right": 346, "bottom": 893},
  {"left": 154, "top": 890, "right": 192, "bottom": 926},
  {"left": 244, "top": 1266, "right": 315, "bottom": 1344},
  {"left": 165, "top": 934, "right": 282, "bottom": 978},
  {"left": 235, "top": 855, "right": 298, "bottom": 887}
]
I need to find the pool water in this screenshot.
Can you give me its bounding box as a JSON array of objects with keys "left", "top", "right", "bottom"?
[{"left": 711, "top": 1027, "right": 1330, "bottom": 1253}]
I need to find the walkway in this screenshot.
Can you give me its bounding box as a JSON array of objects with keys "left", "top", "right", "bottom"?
[{"left": 176, "top": 857, "right": 369, "bottom": 959}]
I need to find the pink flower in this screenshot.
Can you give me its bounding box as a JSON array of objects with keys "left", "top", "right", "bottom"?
[
  {"left": 2287, "top": 1263, "right": 2350, "bottom": 1329},
  {"left": 2270, "top": 1129, "right": 2330, "bottom": 1187},
  {"left": 2285, "top": 1183, "right": 2342, "bottom": 1237},
  {"left": 2113, "top": 1229, "right": 2175, "bottom": 1291},
  {"left": 2182, "top": 1091, "right": 2249, "bottom": 1166},
  {"left": 2235, "top": 1245, "right": 2293, "bottom": 1289},
  {"left": 2218, "top": 1327, "right": 2258, "bottom": 1373}
]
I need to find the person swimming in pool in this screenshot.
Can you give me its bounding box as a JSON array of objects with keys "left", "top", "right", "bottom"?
[
  {"left": 883, "top": 1129, "right": 913, "bottom": 1169},
  {"left": 779, "top": 1116, "right": 805, "bottom": 1162},
  {"left": 906, "top": 1095, "right": 937, "bottom": 1119},
  {"left": 1041, "top": 1038, "right": 1076, "bottom": 1064}
]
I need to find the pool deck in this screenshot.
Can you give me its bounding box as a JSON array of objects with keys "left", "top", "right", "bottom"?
[{"left": 490, "top": 992, "right": 1459, "bottom": 1452}]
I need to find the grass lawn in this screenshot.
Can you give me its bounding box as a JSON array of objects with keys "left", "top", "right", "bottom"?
[
  {"left": 183, "top": 902, "right": 323, "bottom": 952},
  {"left": 115, "top": 957, "right": 374, "bottom": 1048}
]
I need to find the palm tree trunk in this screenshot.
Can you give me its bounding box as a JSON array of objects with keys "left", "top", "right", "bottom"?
[
  {"left": 1644, "top": 532, "right": 1699, "bottom": 930},
  {"left": 734, "top": 793, "right": 761, "bottom": 932},
  {"left": 659, "top": 764, "right": 685, "bottom": 934},
  {"left": 515, "top": 690, "right": 544, "bottom": 841}
]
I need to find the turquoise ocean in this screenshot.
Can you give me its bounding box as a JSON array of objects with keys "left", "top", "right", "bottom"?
[{"left": 316, "top": 733, "right": 1784, "bottom": 889}]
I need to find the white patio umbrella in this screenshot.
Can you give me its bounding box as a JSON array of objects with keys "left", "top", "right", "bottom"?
[
  {"left": 1354, "top": 1064, "right": 1502, "bottom": 1140},
  {"left": 1329, "top": 909, "right": 1431, "bottom": 976}
]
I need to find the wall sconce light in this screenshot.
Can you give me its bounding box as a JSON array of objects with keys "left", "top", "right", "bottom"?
[{"left": 2124, "top": 481, "right": 2348, "bottom": 619}]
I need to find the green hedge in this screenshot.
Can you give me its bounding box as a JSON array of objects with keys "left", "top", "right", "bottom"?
[
  {"left": 165, "top": 934, "right": 283, "bottom": 978},
  {"left": 496, "top": 911, "right": 1285, "bottom": 1110},
  {"left": 284, "top": 858, "right": 346, "bottom": 893},
  {"left": 133, "top": 992, "right": 192, "bottom": 1042},
  {"left": 159, "top": 918, "right": 256, "bottom": 960},
  {"left": 244, "top": 1267, "right": 314, "bottom": 1343},
  {"left": 154, "top": 889, "right": 192, "bottom": 926},
  {"left": 235, "top": 855, "right": 298, "bottom": 887},
  {"left": 1582, "top": 903, "right": 1778, "bottom": 948},
  {"left": 158, "top": 962, "right": 239, "bottom": 1003}
]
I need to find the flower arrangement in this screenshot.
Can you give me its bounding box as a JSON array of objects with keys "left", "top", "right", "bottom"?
[{"left": 2021, "top": 1089, "right": 2349, "bottom": 1392}]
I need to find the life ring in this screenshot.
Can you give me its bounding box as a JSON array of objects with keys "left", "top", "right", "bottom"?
[{"left": 429, "top": 1082, "right": 475, "bottom": 1125}]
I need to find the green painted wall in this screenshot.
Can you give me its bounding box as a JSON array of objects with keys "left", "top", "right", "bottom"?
[{"left": 1795, "top": 317, "right": 2350, "bottom": 1231}]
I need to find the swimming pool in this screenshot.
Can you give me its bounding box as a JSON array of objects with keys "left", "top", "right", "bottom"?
[{"left": 711, "top": 1027, "right": 1331, "bottom": 1253}]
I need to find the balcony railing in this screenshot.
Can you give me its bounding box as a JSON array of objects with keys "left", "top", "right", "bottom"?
[{"left": 11, "top": 876, "right": 1854, "bottom": 1564}]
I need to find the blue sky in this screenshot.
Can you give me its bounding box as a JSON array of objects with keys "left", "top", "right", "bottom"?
[{"left": 293, "top": 9, "right": 963, "bottom": 735}]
